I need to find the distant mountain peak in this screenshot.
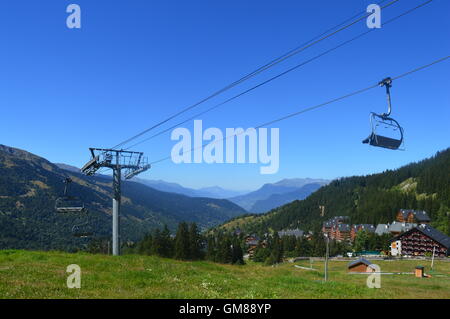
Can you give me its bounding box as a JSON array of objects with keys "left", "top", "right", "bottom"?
[
  {"left": 273, "top": 178, "right": 330, "bottom": 188},
  {"left": 229, "top": 178, "right": 329, "bottom": 212}
]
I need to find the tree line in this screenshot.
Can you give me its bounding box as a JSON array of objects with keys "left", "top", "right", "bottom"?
[{"left": 131, "top": 222, "right": 245, "bottom": 265}]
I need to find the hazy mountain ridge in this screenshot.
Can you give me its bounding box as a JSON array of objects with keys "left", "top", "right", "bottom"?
[
  {"left": 229, "top": 179, "right": 330, "bottom": 212},
  {"left": 131, "top": 178, "right": 249, "bottom": 199},
  {"left": 250, "top": 183, "right": 325, "bottom": 213}
]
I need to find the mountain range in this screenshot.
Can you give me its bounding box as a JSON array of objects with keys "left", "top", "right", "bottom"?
[
  {"left": 228, "top": 178, "right": 330, "bottom": 213},
  {"left": 121, "top": 177, "right": 329, "bottom": 214},
  {"left": 131, "top": 178, "right": 249, "bottom": 199},
  {"left": 55, "top": 163, "right": 330, "bottom": 213},
  {"left": 0, "top": 145, "right": 246, "bottom": 250}
]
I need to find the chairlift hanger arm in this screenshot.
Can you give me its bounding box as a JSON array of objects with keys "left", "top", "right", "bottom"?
[{"left": 379, "top": 77, "right": 393, "bottom": 117}]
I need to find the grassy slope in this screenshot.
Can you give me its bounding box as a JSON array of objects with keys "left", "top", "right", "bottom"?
[{"left": 0, "top": 250, "right": 449, "bottom": 299}]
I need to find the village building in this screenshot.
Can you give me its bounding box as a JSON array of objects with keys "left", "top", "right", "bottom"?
[
  {"left": 390, "top": 224, "right": 450, "bottom": 257},
  {"left": 388, "top": 221, "right": 416, "bottom": 235},
  {"left": 347, "top": 258, "right": 377, "bottom": 272},
  {"left": 304, "top": 231, "right": 314, "bottom": 241},
  {"left": 322, "top": 220, "right": 334, "bottom": 238},
  {"left": 322, "top": 216, "right": 349, "bottom": 239},
  {"left": 396, "top": 209, "right": 430, "bottom": 224},
  {"left": 244, "top": 234, "right": 262, "bottom": 258},
  {"left": 334, "top": 223, "right": 351, "bottom": 241},
  {"left": 246, "top": 239, "right": 266, "bottom": 258},
  {"left": 244, "top": 234, "right": 259, "bottom": 244},
  {"left": 375, "top": 223, "right": 390, "bottom": 236},
  {"left": 278, "top": 229, "right": 304, "bottom": 238}
]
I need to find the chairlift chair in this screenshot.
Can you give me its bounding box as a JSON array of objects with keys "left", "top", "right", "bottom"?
[
  {"left": 71, "top": 222, "right": 93, "bottom": 238},
  {"left": 55, "top": 178, "right": 87, "bottom": 213},
  {"left": 71, "top": 209, "right": 93, "bottom": 238},
  {"left": 362, "top": 77, "right": 404, "bottom": 150}
]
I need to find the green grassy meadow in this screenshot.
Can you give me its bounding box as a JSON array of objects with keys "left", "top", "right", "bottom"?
[{"left": 0, "top": 250, "right": 449, "bottom": 299}]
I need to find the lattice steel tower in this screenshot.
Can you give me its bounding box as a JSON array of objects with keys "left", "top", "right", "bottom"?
[{"left": 81, "top": 148, "right": 151, "bottom": 255}]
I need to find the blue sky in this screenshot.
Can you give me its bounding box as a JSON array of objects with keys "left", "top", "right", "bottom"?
[{"left": 1, "top": 0, "right": 449, "bottom": 190}]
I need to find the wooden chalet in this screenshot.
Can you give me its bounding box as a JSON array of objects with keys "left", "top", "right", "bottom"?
[
  {"left": 347, "top": 258, "right": 377, "bottom": 272},
  {"left": 396, "top": 209, "right": 430, "bottom": 224},
  {"left": 390, "top": 224, "right": 450, "bottom": 257},
  {"left": 334, "top": 223, "right": 351, "bottom": 241}
]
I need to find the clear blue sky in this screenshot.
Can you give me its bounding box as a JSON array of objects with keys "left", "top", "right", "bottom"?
[{"left": 1, "top": 0, "right": 449, "bottom": 190}]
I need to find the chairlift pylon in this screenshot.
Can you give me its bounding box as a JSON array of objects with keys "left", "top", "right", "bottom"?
[{"left": 362, "top": 77, "right": 404, "bottom": 150}]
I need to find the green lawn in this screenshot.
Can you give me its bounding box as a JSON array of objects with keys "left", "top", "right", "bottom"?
[{"left": 0, "top": 250, "right": 449, "bottom": 299}]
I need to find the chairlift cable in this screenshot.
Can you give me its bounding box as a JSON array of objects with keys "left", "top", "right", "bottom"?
[
  {"left": 124, "top": 0, "right": 432, "bottom": 151},
  {"left": 148, "top": 55, "right": 450, "bottom": 166},
  {"left": 110, "top": 0, "right": 401, "bottom": 150}
]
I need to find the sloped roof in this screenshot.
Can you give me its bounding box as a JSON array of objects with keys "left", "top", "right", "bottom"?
[
  {"left": 392, "top": 224, "right": 450, "bottom": 249},
  {"left": 348, "top": 258, "right": 373, "bottom": 268},
  {"left": 413, "top": 210, "right": 431, "bottom": 222},
  {"left": 352, "top": 224, "right": 376, "bottom": 233},
  {"left": 399, "top": 209, "right": 430, "bottom": 222},
  {"left": 415, "top": 225, "right": 450, "bottom": 248},
  {"left": 389, "top": 221, "right": 416, "bottom": 233},
  {"left": 246, "top": 239, "right": 259, "bottom": 246},
  {"left": 278, "top": 229, "right": 304, "bottom": 238},
  {"left": 323, "top": 216, "right": 349, "bottom": 227},
  {"left": 323, "top": 221, "right": 333, "bottom": 228},
  {"left": 399, "top": 209, "right": 414, "bottom": 219},
  {"left": 337, "top": 224, "right": 351, "bottom": 232},
  {"left": 375, "top": 224, "right": 390, "bottom": 235}
]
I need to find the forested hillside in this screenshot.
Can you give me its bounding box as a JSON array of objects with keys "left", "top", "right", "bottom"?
[
  {"left": 218, "top": 148, "right": 450, "bottom": 235},
  {"left": 0, "top": 145, "right": 247, "bottom": 251}
]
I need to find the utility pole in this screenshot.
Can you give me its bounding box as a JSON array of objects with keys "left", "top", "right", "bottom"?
[
  {"left": 81, "top": 148, "right": 150, "bottom": 256},
  {"left": 324, "top": 234, "right": 329, "bottom": 282},
  {"left": 431, "top": 246, "right": 436, "bottom": 271}
]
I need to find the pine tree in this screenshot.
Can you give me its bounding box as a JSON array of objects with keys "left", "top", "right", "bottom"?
[
  {"left": 137, "top": 233, "right": 152, "bottom": 255},
  {"left": 354, "top": 230, "right": 369, "bottom": 252},
  {"left": 431, "top": 204, "right": 450, "bottom": 235},
  {"left": 188, "top": 222, "right": 202, "bottom": 260},
  {"left": 159, "top": 225, "right": 174, "bottom": 258},
  {"left": 266, "top": 233, "right": 283, "bottom": 265},
  {"left": 151, "top": 229, "right": 162, "bottom": 256},
  {"left": 295, "top": 237, "right": 311, "bottom": 257},
  {"left": 174, "top": 222, "right": 190, "bottom": 260},
  {"left": 253, "top": 243, "right": 269, "bottom": 262},
  {"left": 311, "top": 233, "right": 326, "bottom": 257},
  {"left": 205, "top": 236, "right": 217, "bottom": 262},
  {"left": 231, "top": 238, "right": 244, "bottom": 265},
  {"left": 217, "top": 234, "right": 233, "bottom": 263}
]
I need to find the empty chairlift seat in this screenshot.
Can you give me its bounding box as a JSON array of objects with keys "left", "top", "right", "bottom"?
[{"left": 362, "top": 77, "right": 404, "bottom": 150}]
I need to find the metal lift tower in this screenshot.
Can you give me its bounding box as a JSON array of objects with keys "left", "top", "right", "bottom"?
[{"left": 81, "top": 148, "right": 151, "bottom": 256}]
